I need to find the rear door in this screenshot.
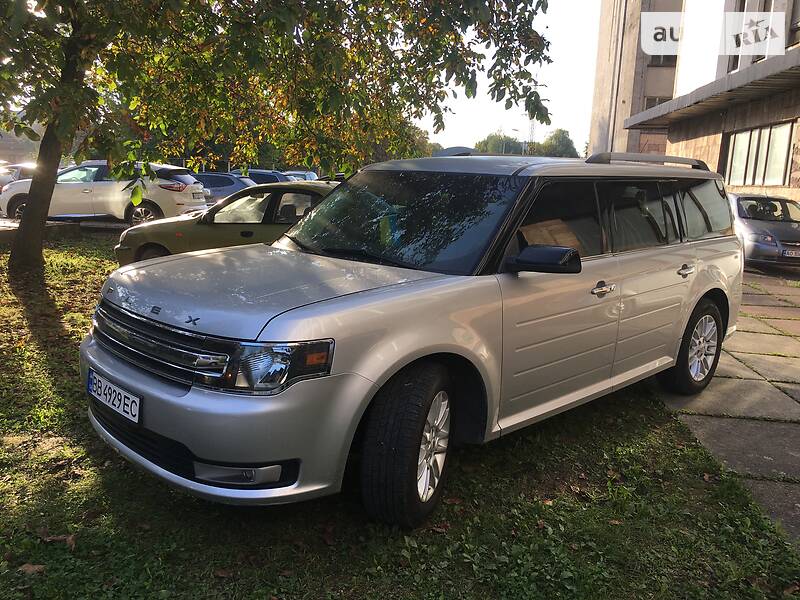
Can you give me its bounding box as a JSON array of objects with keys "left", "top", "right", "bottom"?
[
  {"left": 597, "top": 179, "right": 694, "bottom": 383},
  {"left": 90, "top": 164, "right": 130, "bottom": 218},
  {"left": 50, "top": 164, "right": 102, "bottom": 216},
  {"left": 497, "top": 180, "right": 620, "bottom": 432}
]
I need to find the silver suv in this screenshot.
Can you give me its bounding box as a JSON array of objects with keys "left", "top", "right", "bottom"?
[{"left": 80, "top": 152, "right": 743, "bottom": 527}]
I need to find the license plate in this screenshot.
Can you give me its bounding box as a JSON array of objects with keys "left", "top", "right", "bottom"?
[
  {"left": 783, "top": 249, "right": 800, "bottom": 258},
  {"left": 88, "top": 369, "right": 141, "bottom": 424},
  {"left": 192, "top": 192, "right": 205, "bottom": 199}
]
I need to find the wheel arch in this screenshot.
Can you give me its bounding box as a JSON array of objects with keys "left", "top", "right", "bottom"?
[
  {"left": 134, "top": 242, "right": 171, "bottom": 262},
  {"left": 700, "top": 287, "right": 730, "bottom": 334},
  {"left": 347, "top": 351, "right": 490, "bottom": 465}
]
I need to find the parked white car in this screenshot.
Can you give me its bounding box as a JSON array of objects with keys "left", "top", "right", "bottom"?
[
  {"left": 0, "top": 160, "right": 207, "bottom": 225},
  {"left": 0, "top": 162, "right": 37, "bottom": 187}
]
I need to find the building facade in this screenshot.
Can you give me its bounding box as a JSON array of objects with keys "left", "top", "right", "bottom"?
[
  {"left": 622, "top": 0, "right": 800, "bottom": 200},
  {"left": 589, "top": 0, "right": 683, "bottom": 155}
]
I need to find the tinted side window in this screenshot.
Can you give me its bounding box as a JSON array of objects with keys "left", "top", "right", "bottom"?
[
  {"left": 518, "top": 182, "right": 604, "bottom": 257},
  {"left": 598, "top": 181, "right": 676, "bottom": 252},
  {"left": 250, "top": 173, "right": 279, "bottom": 184},
  {"left": 677, "top": 179, "right": 733, "bottom": 240},
  {"left": 197, "top": 174, "right": 233, "bottom": 188}
]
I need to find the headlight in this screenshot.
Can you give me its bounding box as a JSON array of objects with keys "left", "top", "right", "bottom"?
[
  {"left": 223, "top": 340, "right": 334, "bottom": 394},
  {"left": 747, "top": 233, "right": 777, "bottom": 245}
]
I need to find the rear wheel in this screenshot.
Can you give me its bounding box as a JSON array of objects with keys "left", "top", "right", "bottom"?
[
  {"left": 360, "top": 363, "right": 452, "bottom": 528},
  {"left": 128, "top": 201, "right": 163, "bottom": 226},
  {"left": 7, "top": 196, "right": 28, "bottom": 220},
  {"left": 658, "top": 299, "right": 723, "bottom": 395}
]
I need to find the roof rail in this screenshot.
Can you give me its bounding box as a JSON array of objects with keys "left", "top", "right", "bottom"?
[{"left": 585, "top": 152, "right": 709, "bottom": 171}]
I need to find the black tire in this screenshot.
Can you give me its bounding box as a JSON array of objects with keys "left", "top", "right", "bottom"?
[
  {"left": 137, "top": 245, "right": 170, "bottom": 261},
  {"left": 360, "top": 362, "right": 453, "bottom": 528},
  {"left": 657, "top": 299, "right": 724, "bottom": 395},
  {"left": 127, "top": 201, "right": 164, "bottom": 226},
  {"left": 7, "top": 195, "right": 28, "bottom": 220}
]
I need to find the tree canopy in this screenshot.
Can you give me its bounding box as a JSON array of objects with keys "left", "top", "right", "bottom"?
[
  {"left": 474, "top": 132, "right": 524, "bottom": 155},
  {"left": 529, "top": 128, "right": 579, "bottom": 158},
  {"left": 1, "top": 0, "right": 552, "bottom": 273}
]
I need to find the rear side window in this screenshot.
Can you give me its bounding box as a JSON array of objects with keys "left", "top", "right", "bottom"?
[
  {"left": 250, "top": 172, "right": 279, "bottom": 184},
  {"left": 597, "top": 181, "right": 679, "bottom": 252},
  {"left": 156, "top": 168, "right": 198, "bottom": 185},
  {"left": 676, "top": 179, "right": 733, "bottom": 240},
  {"left": 275, "top": 192, "right": 318, "bottom": 224},
  {"left": 518, "top": 181, "right": 604, "bottom": 257},
  {"left": 196, "top": 174, "right": 233, "bottom": 188}
]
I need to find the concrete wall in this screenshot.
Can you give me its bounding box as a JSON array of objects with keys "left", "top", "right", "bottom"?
[{"left": 667, "top": 87, "right": 800, "bottom": 200}]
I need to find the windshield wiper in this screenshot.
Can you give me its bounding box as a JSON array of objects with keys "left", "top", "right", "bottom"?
[
  {"left": 319, "top": 246, "right": 418, "bottom": 270},
  {"left": 283, "top": 234, "right": 319, "bottom": 255}
]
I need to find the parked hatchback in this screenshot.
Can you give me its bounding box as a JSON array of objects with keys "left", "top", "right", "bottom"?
[
  {"left": 0, "top": 160, "right": 207, "bottom": 225},
  {"left": 729, "top": 193, "right": 800, "bottom": 265},
  {"left": 114, "top": 180, "right": 338, "bottom": 264},
  {"left": 81, "top": 153, "right": 742, "bottom": 527},
  {"left": 194, "top": 171, "right": 257, "bottom": 202}
]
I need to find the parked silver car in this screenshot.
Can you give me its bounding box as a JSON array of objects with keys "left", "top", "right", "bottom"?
[
  {"left": 729, "top": 193, "right": 800, "bottom": 266},
  {"left": 80, "top": 153, "right": 743, "bottom": 526}
]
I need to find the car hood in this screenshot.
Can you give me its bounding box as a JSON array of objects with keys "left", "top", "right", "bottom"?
[
  {"left": 742, "top": 218, "right": 800, "bottom": 241},
  {"left": 122, "top": 213, "right": 202, "bottom": 238},
  {"left": 101, "top": 244, "right": 437, "bottom": 340}
]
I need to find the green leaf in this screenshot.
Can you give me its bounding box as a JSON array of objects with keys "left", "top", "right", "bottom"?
[{"left": 130, "top": 185, "right": 143, "bottom": 206}]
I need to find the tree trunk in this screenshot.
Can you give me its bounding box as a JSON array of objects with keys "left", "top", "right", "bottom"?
[
  {"left": 8, "top": 33, "right": 85, "bottom": 279},
  {"left": 7, "top": 123, "right": 63, "bottom": 276}
]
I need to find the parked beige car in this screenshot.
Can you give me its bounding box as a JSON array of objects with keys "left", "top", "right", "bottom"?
[{"left": 114, "top": 180, "right": 338, "bottom": 265}]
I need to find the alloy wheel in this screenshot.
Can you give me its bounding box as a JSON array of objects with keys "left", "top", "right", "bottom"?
[
  {"left": 688, "top": 315, "right": 718, "bottom": 381},
  {"left": 13, "top": 203, "right": 25, "bottom": 220},
  {"left": 417, "top": 390, "right": 450, "bottom": 502}
]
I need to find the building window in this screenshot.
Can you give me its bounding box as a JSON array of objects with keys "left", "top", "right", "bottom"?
[
  {"left": 648, "top": 54, "right": 677, "bottom": 67},
  {"left": 791, "top": 0, "right": 800, "bottom": 45},
  {"left": 644, "top": 96, "right": 672, "bottom": 110},
  {"left": 725, "top": 122, "right": 795, "bottom": 187}
]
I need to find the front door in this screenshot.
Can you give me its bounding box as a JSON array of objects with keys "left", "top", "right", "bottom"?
[
  {"left": 497, "top": 180, "right": 620, "bottom": 433},
  {"left": 50, "top": 164, "right": 102, "bottom": 216}
]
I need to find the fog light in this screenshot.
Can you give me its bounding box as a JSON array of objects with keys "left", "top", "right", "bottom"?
[{"left": 193, "top": 462, "right": 282, "bottom": 486}]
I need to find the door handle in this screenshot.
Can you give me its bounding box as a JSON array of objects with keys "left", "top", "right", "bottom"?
[
  {"left": 81, "top": 189, "right": 92, "bottom": 193},
  {"left": 240, "top": 230, "right": 254, "bottom": 238},
  {"left": 591, "top": 281, "right": 617, "bottom": 296},
  {"left": 677, "top": 264, "right": 696, "bottom": 278}
]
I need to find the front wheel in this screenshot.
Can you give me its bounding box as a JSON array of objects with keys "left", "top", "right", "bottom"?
[
  {"left": 360, "top": 363, "right": 452, "bottom": 528},
  {"left": 658, "top": 299, "right": 723, "bottom": 395}
]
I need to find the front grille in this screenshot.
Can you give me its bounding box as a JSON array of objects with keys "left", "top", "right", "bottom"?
[
  {"left": 93, "top": 301, "right": 231, "bottom": 386},
  {"left": 90, "top": 399, "right": 300, "bottom": 489},
  {"left": 780, "top": 240, "right": 800, "bottom": 247}
]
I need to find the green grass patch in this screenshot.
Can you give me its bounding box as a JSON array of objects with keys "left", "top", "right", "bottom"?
[{"left": 1, "top": 237, "right": 799, "bottom": 599}]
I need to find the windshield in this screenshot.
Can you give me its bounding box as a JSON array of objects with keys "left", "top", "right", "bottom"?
[
  {"left": 282, "top": 170, "right": 525, "bottom": 275},
  {"left": 738, "top": 197, "right": 800, "bottom": 223}
]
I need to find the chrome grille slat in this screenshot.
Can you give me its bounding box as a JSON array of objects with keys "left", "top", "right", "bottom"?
[{"left": 93, "top": 301, "right": 231, "bottom": 385}]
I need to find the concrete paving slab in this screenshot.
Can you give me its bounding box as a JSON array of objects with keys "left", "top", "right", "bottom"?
[
  {"left": 744, "top": 479, "right": 800, "bottom": 545},
  {"left": 740, "top": 305, "right": 800, "bottom": 320},
  {"left": 730, "top": 352, "right": 800, "bottom": 383},
  {"left": 715, "top": 351, "right": 765, "bottom": 379},
  {"left": 678, "top": 415, "right": 800, "bottom": 478},
  {"left": 774, "top": 296, "right": 799, "bottom": 307},
  {"left": 723, "top": 331, "right": 800, "bottom": 357},
  {"left": 742, "top": 284, "right": 768, "bottom": 294},
  {"left": 762, "top": 285, "right": 800, "bottom": 296},
  {"left": 768, "top": 319, "right": 800, "bottom": 336},
  {"left": 663, "top": 378, "right": 800, "bottom": 420},
  {"left": 735, "top": 316, "right": 781, "bottom": 334},
  {"left": 775, "top": 383, "right": 800, "bottom": 403},
  {"left": 741, "top": 294, "right": 793, "bottom": 307}
]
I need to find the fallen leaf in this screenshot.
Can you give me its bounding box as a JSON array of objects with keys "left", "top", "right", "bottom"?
[
  {"left": 18, "top": 564, "right": 45, "bottom": 575},
  {"left": 609, "top": 519, "right": 623, "bottom": 526},
  {"left": 578, "top": 472, "right": 587, "bottom": 480},
  {"left": 430, "top": 522, "right": 450, "bottom": 534},
  {"left": 213, "top": 568, "right": 234, "bottom": 579},
  {"left": 783, "top": 583, "right": 799, "bottom": 596},
  {"left": 703, "top": 473, "right": 712, "bottom": 482},
  {"left": 443, "top": 497, "right": 462, "bottom": 505},
  {"left": 536, "top": 519, "right": 546, "bottom": 530},
  {"left": 542, "top": 499, "right": 554, "bottom": 506}
]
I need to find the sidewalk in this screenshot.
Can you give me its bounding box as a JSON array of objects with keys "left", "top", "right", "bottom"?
[{"left": 656, "top": 267, "right": 800, "bottom": 545}]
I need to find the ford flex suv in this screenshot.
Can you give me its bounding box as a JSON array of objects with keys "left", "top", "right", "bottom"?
[{"left": 80, "top": 153, "right": 743, "bottom": 527}]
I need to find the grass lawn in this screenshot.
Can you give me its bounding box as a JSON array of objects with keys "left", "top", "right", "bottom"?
[{"left": 1, "top": 236, "right": 798, "bottom": 599}]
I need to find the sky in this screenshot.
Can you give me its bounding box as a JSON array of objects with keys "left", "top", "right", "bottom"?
[{"left": 418, "top": 0, "right": 602, "bottom": 152}]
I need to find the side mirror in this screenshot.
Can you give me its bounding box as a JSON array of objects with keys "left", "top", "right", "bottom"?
[{"left": 505, "top": 245, "right": 582, "bottom": 274}]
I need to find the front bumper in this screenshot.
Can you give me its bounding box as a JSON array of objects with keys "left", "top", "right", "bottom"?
[
  {"left": 80, "top": 333, "right": 376, "bottom": 505},
  {"left": 745, "top": 240, "right": 800, "bottom": 266},
  {"left": 113, "top": 243, "right": 135, "bottom": 266}
]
